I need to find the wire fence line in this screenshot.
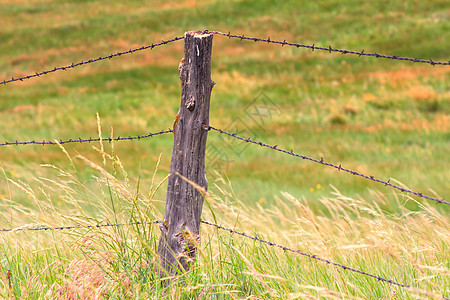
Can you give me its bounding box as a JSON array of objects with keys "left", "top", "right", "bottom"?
[
  {"left": 204, "top": 220, "right": 450, "bottom": 300},
  {"left": 0, "top": 36, "right": 184, "bottom": 86},
  {"left": 0, "top": 129, "right": 174, "bottom": 147},
  {"left": 208, "top": 30, "right": 450, "bottom": 66},
  {"left": 1, "top": 30, "right": 448, "bottom": 86},
  {"left": 1, "top": 125, "right": 446, "bottom": 292},
  {"left": 206, "top": 220, "right": 447, "bottom": 299},
  {"left": 0, "top": 221, "right": 417, "bottom": 288},
  {"left": 205, "top": 125, "right": 448, "bottom": 206},
  {"left": 2, "top": 219, "right": 447, "bottom": 299},
  {"left": 202, "top": 220, "right": 409, "bottom": 287},
  {"left": 1, "top": 30, "right": 444, "bottom": 204},
  {"left": 0, "top": 221, "right": 153, "bottom": 232},
  {"left": 1, "top": 30, "right": 448, "bottom": 297},
  {"left": 0, "top": 125, "right": 446, "bottom": 205}
]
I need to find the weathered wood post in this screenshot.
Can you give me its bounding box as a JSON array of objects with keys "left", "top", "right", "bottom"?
[{"left": 158, "top": 30, "right": 214, "bottom": 278}]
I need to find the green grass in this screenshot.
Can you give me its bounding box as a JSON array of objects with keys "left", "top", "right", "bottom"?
[
  {"left": 0, "top": 152, "right": 448, "bottom": 298},
  {"left": 0, "top": 0, "right": 449, "bottom": 298}
]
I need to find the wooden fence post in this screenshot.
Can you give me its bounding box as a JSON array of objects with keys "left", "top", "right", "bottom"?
[{"left": 157, "top": 30, "right": 214, "bottom": 278}]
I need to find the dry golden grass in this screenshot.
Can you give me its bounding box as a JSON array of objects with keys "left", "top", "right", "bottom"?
[{"left": 0, "top": 144, "right": 448, "bottom": 298}]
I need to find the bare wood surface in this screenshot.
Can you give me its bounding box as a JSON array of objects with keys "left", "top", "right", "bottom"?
[{"left": 157, "top": 31, "right": 214, "bottom": 277}]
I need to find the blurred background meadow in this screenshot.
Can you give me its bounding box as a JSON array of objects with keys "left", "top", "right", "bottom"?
[{"left": 0, "top": 0, "right": 448, "bottom": 298}]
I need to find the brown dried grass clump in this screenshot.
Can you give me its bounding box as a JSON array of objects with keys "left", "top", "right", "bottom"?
[{"left": 51, "top": 235, "right": 132, "bottom": 300}]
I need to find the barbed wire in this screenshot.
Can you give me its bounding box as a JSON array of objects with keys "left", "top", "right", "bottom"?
[
  {"left": 205, "top": 125, "right": 448, "bottom": 205},
  {"left": 0, "top": 124, "right": 446, "bottom": 205},
  {"left": 202, "top": 220, "right": 449, "bottom": 299},
  {"left": 207, "top": 30, "right": 450, "bottom": 66},
  {"left": 0, "top": 221, "right": 155, "bottom": 232},
  {"left": 2, "top": 29, "right": 448, "bottom": 87},
  {"left": 0, "top": 36, "right": 184, "bottom": 86},
  {"left": 1, "top": 219, "right": 447, "bottom": 298},
  {"left": 202, "top": 220, "right": 407, "bottom": 285},
  {"left": 0, "top": 129, "right": 174, "bottom": 147},
  {"left": 0, "top": 221, "right": 423, "bottom": 291},
  {"left": 0, "top": 219, "right": 415, "bottom": 287}
]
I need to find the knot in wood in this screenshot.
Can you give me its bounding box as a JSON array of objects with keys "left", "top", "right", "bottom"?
[{"left": 186, "top": 96, "right": 195, "bottom": 111}]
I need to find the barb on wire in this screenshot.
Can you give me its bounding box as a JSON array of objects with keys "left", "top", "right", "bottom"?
[
  {"left": 206, "top": 125, "right": 448, "bottom": 205},
  {"left": 0, "top": 129, "right": 174, "bottom": 147},
  {"left": 208, "top": 30, "right": 450, "bottom": 66},
  {"left": 0, "top": 36, "right": 184, "bottom": 85},
  {"left": 0, "top": 221, "right": 157, "bottom": 232}
]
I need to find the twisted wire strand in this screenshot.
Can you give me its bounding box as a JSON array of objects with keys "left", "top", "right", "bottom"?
[
  {"left": 3, "top": 29, "right": 448, "bottom": 87},
  {"left": 208, "top": 30, "right": 450, "bottom": 66},
  {"left": 0, "top": 221, "right": 155, "bottom": 232},
  {"left": 201, "top": 220, "right": 408, "bottom": 286},
  {"left": 0, "top": 36, "right": 184, "bottom": 85},
  {"left": 202, "top": 220, "right": 449, "bottom": 299},
  {"left": 0, "top": 219, "right": 412, "bottom": 287},
  {"left": 0, "top": 129, "right": 173, "bottom": 147},
  {"left": 0, "top": 219, "right": 424, "bottom": 289},
  {"left": 206, "top": 125, "right": 448, "bottom": 205},
  {"left": 1, "top": 220, "right": 447, "bottom": 298}
]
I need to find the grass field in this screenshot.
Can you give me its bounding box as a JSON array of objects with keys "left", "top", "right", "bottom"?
[{"left": 0, "top": 0, "right": 449, "bottom": 298}]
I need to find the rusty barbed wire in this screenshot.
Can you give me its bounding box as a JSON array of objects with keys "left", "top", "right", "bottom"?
[
  {"left": 205, "top": 125, "right": 448, "bottom": 206},
  {"left": 0, "top": 36, "right": 184, "bottom": 85},
  {"left": 0, "top": 129, "right": 174, "bottom": 147},
  {"left": 207, "top": 30, "right": 450, "bottom": 66},
  {"left": 202, "top": 220, "right": 449, "bottom": 299}
]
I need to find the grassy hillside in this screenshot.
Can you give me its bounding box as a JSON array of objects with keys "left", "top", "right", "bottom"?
[{"left": 0, "top": 0, "right": 448, "bottom": 298}]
